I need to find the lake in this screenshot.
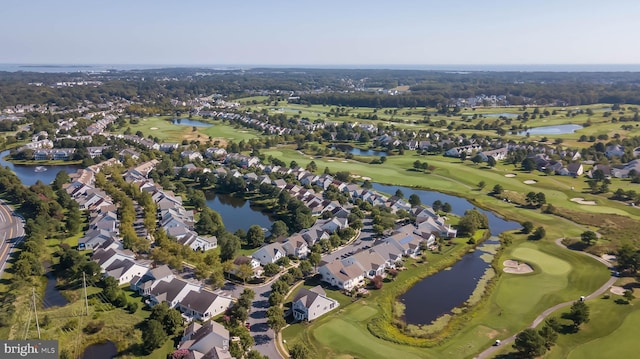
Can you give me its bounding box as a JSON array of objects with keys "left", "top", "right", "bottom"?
[
  {"left": 332, "top": 144, "right": 388, "bottom": 157},
  {"left": 0, "top": 150, "right": 81, "bottom": 186},
  {"left": 371, "top": 183, "right": 521, "bottom": 325},
  {"left": 205, "top": 192, "right": 274, "bottom": 233},
  {"left": 81, "top": 341, "right": 117, "bottom": 359},
  {"left": 519, "top": 124, "right": 583, "bottom": 135},
  {"left": 172, "top": 118, "right": 213, "bottom": 127}
]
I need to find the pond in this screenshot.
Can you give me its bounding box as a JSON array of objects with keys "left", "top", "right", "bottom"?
[
  {"left": 205, "top": 192, "right": 274, "bottom": 233},
  {"left": 81, "top": 341, "right": 117, "bottom": 359},
  {"left": 518, "top": 124, "right": 583, "bottom": 135},
  {"left": 371, "top": 183, "right": 521, "bottom": 325},
  {"left": 479, "top": 113, "right": 519, "bottom": 118},
  {"left": 43, "top": 264, "right": 68, "bottom": 308},
  {"left": 172, "top": 118, "right": 213, "bottom": 127},
  {"left": 400, "top": 238, "right": 498, "bottom": 325},
  {"left": 0, "top": 150, "right": 81, "bottom": 186},
  {"left": 331, "top": 144, "right": 388, "bottom": 157}
]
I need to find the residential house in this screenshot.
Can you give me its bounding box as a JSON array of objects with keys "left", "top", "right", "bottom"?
[
  {"left": 318, "top": 260, "right": 365, "bottom": 290},
  {"left": 148, "top": 278, "right": 200, "bottom": 308},
  {"left": 281, "top": 234, "right": 309, "bottom": 259},
  {"left": 252, "top": 242, "right": 285, "bottom": 266},
  {"left": 178, "top": 290, "right": 233, "bottom": 321},
  {"left": 291, "top": 286, "right": 338, "bottom": 322},
  {"left": 179, "top": 320, "right": 230, "bottom": 356}
]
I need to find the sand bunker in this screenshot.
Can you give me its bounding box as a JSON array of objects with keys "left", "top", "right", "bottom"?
[
  {"left": 361, "top": 176, "right": 372, "bottom": 181},
  {"left": 150, "top": 127, "right": 159, "bottom": 130},
  {"left": 523, "top": 180, "right": 537, "bottom": 184},
  {"left": 570, "top": 198, "right": 597, "bottom": 205},
  {"left": 341, "top": 160, "right": 348, "bottom": 163},
  {"left": 503, "top": 260, "right": 534, "bottom": 274},
  {"left": 504, "top": 173, "right": 517, "bottom": 178},
  {"left": 610, "top": 286, "right": 625, "bottom": 295}
]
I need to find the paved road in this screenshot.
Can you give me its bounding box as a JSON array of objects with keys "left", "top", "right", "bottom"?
[
  {"left": 474, "top": 239, "right": 617, "bottom": 359},
  {"left": 0, "top": 198, "right": 25, "bottom": 277},
  {"left": 210, "top": 277, "right": 282, "bottom": 359}
]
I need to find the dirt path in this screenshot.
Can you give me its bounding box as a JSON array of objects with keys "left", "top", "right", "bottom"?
[{"left": 474, "top": 239, "right": 616, "bottom": 359}]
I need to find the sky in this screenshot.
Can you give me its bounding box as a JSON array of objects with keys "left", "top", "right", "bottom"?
[{"left": 1, "top": 0, "right": 639, "bottom": 66}]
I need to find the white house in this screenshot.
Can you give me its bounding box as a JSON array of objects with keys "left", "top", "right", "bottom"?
[
  {"left": 252, "top": 243, "right": 285, "bottom": 266},
  {"left": 291, "top": 286, "right": 338, "bottom": 322},
  {"left": 178, "top": 290, "right": 234, "bottom": 321},
  {"left": 319, "top": 260, "right": 365, "bottom": 290}
]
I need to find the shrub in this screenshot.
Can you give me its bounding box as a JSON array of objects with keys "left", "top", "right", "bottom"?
[
  {"left": 83, "top": 321, "right": 105, "bottom": 334},
  {"left": 126, "top": 301, "right": 138, "bottom": 314}
]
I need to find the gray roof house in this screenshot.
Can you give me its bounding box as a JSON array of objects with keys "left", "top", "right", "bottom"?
[{"left": 292, "top": 286, "right": 338, "bottom": 322}]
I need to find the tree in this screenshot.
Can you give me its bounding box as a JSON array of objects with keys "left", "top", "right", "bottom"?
[
  {"left": 568, "top": 300, "right": 590, "bottom": 329},
  {"left": 441, "top": 202, "right": 452, "bottom": 213},
  {"left": 289, "top": 343, "right": 310, "bottom": 359},
  {"left": 195, "top": 207, "right": 224, "bottom": 235},
  {"left": 617, "top": 244, "right": 640, "bottom": 272},
  {"left": 408, "top": 194, "right": 421, "bottom": 207},
  {"left": 142, "top": 320, "right": 166, "bottom": 353},
  {"left": 263, "top": 263, "right": 280, "bottom": 277},
  {"left": 457, "top": 209, "right": 489, "bottom": 236},
  {"left": 219, "top": 233, "right": 241, "bottom": 261},
  {"left": 246, "top": 225, "right": 265, "bottom": 248},
  {"left": 522, "top": 158, "right": 536, "bottom": 172},
  {"left": 394, "top": 189, "right": 404, "bottom": 198},
  {"left": 580, "top": 231, "right": 598, "bottom": 245},
  {"left": 538, "top": 324, "right": 558, "bottom": 350},
  {"left": 492, "top": 184, "right": 503, "bottom": 195},
  {"left": 513, "top": 328, "right": 546, "bottom": 358},
  {"left": 471, "top": 154, "right": 484, "bottom": 165},
  {"left": 299, "top": 260, "right": 313, "bottom": 275},
  {"left": 236, "top": 263, "right": 254, "bottom": 283},
  {"left": 270, "top": 220, "right": 288, "bottom": 239},
  {"left": 267, "top": 306, "right": 286, "bottom": 333},
  {"left": 531, "top": 226, "right": 546, "bottom": 240},
  {"left": 521, "top": 221, "right": 534, "bottom": 234},
  {"left": 487, "top": 156, "right": 497, "bottom": 168},
  {"left": 477, "top": 180, "right": 486, "bottom": 190}
]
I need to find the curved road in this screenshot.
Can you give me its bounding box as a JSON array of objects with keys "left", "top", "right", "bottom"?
[
  {"left": 0, "top": 198, "right": 25, "bottom": 277},
  {"left": 474, "top": 239, "right": 616, "bottom": 359}
]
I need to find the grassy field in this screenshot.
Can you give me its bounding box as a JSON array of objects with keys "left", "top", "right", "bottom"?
[
  {"left": 282, "top": 236, "right": 610, "bottom": 358},
  {"left": 262, "top": 146, "right": 640, "bottom": 242},
  {"left": 115, "top": 116, "right": 260, "bottom": 144},
  {"left": 490, "top": 277, "right": 640, "bottom": 358},
  {"left": 241, "top": 102, "right": 630, "bottom": 142}
]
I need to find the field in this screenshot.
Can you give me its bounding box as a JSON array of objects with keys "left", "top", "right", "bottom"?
[
  {"left": 262, "top": 146, "right": 640, "bottom": 243},
  {"left": 115, "top": 116, "right": 260, "bottom": 144},
  {"left": 282, "top": 237, "right": 610, "bottom": 358},
  {"left": 491, "top": 276, "right": 640, "bottom": 358},
  {"left": 241, "top": 101, "right": 640, "bottom": 147}
]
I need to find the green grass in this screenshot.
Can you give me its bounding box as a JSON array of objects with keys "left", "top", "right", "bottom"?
[
  {"left": 282, "top": 236, "right": 610, "bottom": 358},
  {"left": 115, "top": 116, "right": 260, "bottom": 144}
]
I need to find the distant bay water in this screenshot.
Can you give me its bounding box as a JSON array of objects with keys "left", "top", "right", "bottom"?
[{"left": 1, "top": 64, "right": 640, "bottom": 73}]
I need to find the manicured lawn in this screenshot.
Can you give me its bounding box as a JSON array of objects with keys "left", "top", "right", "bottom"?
[
  {"left": 565, "top": 303, "right": 640, "bottom": 359},
  {"left": 282, "top": 237, "right": 611, "bottom": 358},
  {"left": 115, "top": 116, "right": 260, "bottom": 144}
]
